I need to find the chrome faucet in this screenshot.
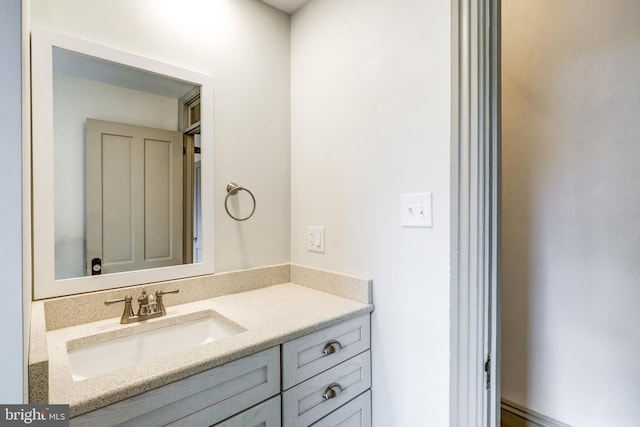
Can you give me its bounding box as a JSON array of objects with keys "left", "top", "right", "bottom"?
[{"left": 105, "top": 288, "right": 179, "bottom": 324}]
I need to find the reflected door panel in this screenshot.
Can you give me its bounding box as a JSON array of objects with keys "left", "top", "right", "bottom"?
[
  {"left": 86, "top": 119, "right": 183, "bottom": 275},
  {"left": 193, "top": 160, "right": 202, "bottom": 263}
]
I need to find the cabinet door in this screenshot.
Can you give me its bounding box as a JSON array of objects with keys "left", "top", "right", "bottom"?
[
  {"left": 283, "top": 351, "right": 371, "bottom": 427},
  {"left": 214, "top": 395, "right": 281, "bottom": 427},
  {"left": 312, "top": 391, "right": 371, "bottom": 427},
  {"left": 71, "top": 347, "right": 280, "bottom": 427},
  {"left": 282, "top": 315, "right": 370, "bottom": 390}
]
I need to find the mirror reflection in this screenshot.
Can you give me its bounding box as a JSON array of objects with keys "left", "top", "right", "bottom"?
[{"left": 52, "top": 48, "right": 202, "bottom": 279}]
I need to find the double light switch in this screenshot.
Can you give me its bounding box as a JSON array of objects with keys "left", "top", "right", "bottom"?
[{"left": 401, "top": 193, "right": 433, "bottom": 228}]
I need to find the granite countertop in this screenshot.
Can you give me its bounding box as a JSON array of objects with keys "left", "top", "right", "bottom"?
[{"left": 38, "top": 280, "right": 373, "bottom": 417}]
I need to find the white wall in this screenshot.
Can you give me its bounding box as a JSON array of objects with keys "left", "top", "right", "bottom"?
[
  {"left": 32, "top": 0, "right": 291, "bottom": 273},
  {"left": 53, "top": 74, "right": 179, "bottom": 279},
  {"left": 502, "top": 1, "right": 640, "bottom": 426},
  {"left": 0, "top": 0, "right": 24, "bottom": 403},
  {"left": 291, "top": 0, "right": 451, "bottom": 425}
]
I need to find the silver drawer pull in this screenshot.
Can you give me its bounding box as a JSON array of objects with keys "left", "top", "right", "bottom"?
[
  {"left": 322, "top": 340, "right": 343, "bottom": 355},
  {"left": 322, "top": 383, "right": 343, "bottom": 400}
]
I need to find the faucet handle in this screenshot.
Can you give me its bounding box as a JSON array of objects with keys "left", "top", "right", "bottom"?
[
  {"left": 104, "top": 295, "right": 133, "bottom": 305},
  {"left": 104, "top": 295, "right": 135, "bottom": 324},
  {"left": 155, "top": 289, "right": 179, "bottom": 296},
  {"left": 156, "top": 289, "right": 179, "bottom": 315}
]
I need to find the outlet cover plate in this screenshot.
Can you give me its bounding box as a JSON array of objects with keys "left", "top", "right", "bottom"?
[{"left": 307, "top": 226, "right": 325, "bottom": 253}]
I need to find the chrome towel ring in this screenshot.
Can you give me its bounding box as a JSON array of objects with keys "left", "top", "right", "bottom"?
[{"left": 224, "top": 182, "right": 256, "bottom": 221}]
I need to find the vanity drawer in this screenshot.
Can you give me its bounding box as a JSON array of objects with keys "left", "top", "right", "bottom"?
[
  {"left": 214, "top": 395, "right": 281, "bottom": 427},
  {"left": 282, "top": 315, "right": 370, "bottom": 390},
  {"left": 71, "top": 347, "right": 280, "bottom": 427},
  {"left": 282, "top": 351, "right": 371, "bottom": 427},
  {"left": 312, "top": 390, "right": 371, "bottom": 427}
]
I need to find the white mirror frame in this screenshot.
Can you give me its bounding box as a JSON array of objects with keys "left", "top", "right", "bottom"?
[{"left": 31, "top": 27, "right": 215, "bottom": 299}]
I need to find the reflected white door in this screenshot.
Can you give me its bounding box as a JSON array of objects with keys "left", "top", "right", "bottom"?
[{"left": 86, "top": 119, "right": 183, "bottom": 275}]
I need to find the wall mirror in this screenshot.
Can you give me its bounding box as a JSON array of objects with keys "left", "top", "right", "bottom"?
[{"left": 32, "top": 27, "right": 215, "bottom": 299}]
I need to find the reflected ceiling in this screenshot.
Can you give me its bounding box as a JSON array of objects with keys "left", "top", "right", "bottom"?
[
  {"left": 53, "top": 48, "right": 198, "bottom": 98},
  {"left": 261, "top": 0, "right": 311, "bottom": 14}
]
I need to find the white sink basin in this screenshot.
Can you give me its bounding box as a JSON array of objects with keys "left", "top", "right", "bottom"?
[{"left": 67, "top": 312, "right": 245, "bottom": 381}]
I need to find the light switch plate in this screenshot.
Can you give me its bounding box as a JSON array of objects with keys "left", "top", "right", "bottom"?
[
  {"left": 401, "top": 193, "right": 433, "bottom": 227},
  {"left": 307, "top": 226, "right": 325, "bottom": 253}
]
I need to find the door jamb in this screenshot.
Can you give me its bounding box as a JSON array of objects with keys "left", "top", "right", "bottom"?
[{"left": 450, "top": 0, "right": 501, "bottom": 426}]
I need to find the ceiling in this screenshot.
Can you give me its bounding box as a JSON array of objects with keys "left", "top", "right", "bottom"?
[{"left": 260, "top": 0, "right": 311, "bottom": 14}]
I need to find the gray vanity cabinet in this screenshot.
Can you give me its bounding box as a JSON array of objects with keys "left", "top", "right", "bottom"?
[
  {"left": 70, "top": 315, "right": 371, "bottom": 427},
  {"left": 282, "top": 315, "right": 372, "bottom": 427}
]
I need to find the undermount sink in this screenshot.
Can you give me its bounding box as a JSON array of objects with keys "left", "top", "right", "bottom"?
[{"left": 67, "top": 312, "right": 245, "bottom": 381}]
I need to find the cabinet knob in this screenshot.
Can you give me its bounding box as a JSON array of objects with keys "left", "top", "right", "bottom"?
[
  {"left": 322, "top": 383, "right": 343, "bottom": 400},
  {"left": 322, "top": 340, "right": 343, "bottom": 355}
]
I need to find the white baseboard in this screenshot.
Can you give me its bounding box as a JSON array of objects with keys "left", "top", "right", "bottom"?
[{"left": 501, "top": 399, "right": 573, "bottom": 427}]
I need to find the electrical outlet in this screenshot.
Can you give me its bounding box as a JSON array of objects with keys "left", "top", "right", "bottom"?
[
  {"left": 401, "top": 193, "right": 433, "bottom": 227},
  {"left": 307, "top": 226, "right": 325, "bottom": 253}
]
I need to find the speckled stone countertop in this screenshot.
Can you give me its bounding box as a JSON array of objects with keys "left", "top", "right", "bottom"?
[{"left": 30, "top": 265, "right": 373, "bottom": 418}]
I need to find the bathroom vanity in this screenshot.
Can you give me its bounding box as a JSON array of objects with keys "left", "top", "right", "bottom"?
[
  {"left": 26, "top": 20, "right": 374, "bottom": 427},
  {"left": 29, "top": 265, "right": 374, "bottom": 427}
]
